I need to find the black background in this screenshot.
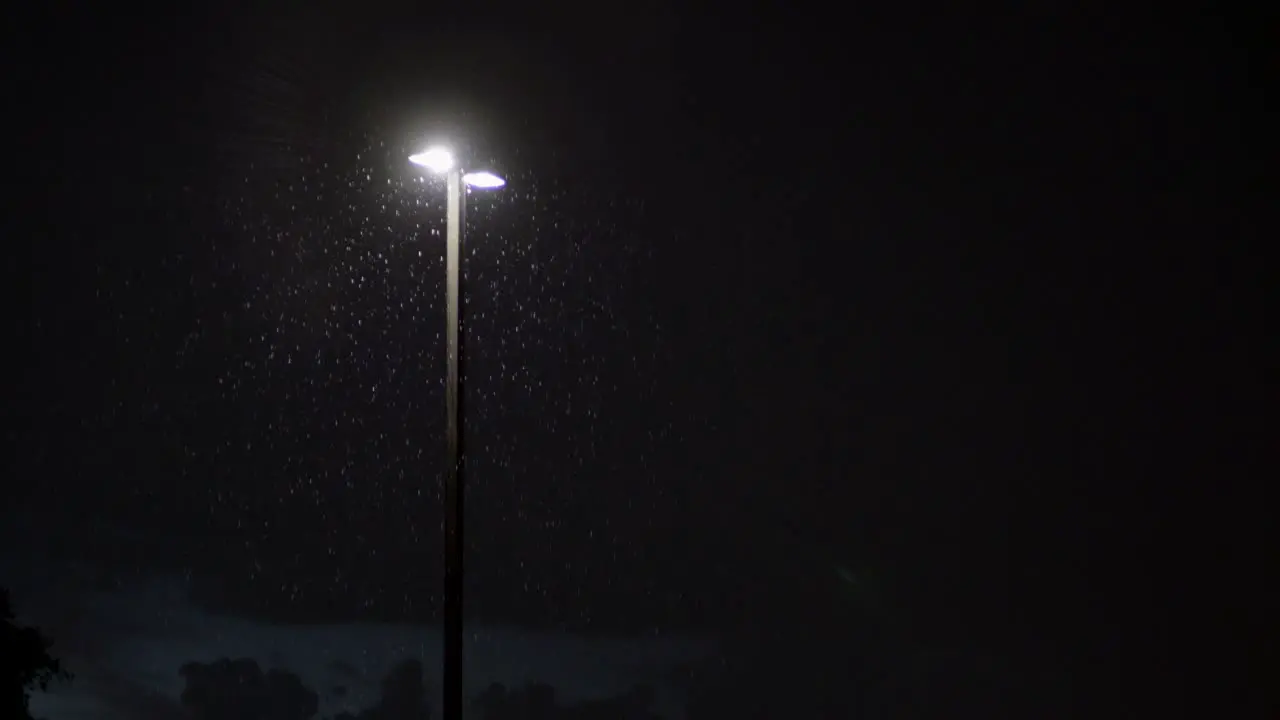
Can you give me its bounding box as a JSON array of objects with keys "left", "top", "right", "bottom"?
[{"left": 5, "top": 2, "right": 1270, "bottom": 717}]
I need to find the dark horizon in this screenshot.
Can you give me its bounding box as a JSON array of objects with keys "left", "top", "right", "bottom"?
[{"left": 5, "top": 2, "right": 1269, "bottom": 719}]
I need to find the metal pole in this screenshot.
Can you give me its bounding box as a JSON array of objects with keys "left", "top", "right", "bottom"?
[{"left": 443, "top": 167, "right": 466, "bottom": 720}]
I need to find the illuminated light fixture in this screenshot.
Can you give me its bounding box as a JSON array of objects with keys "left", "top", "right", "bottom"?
[
  {"left": 408, "top": 146, "right": 455, "bottom": 173},
  {"left": 410, "top": 146, "right": 505, "bottom": 189},
  {"left": 462, "top": 171, "right": 505, "bottom": 189}
]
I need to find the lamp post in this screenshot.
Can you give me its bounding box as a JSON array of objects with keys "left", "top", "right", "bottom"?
[{"left": 408, "top": 146, "right": 505, "bottom": 720}]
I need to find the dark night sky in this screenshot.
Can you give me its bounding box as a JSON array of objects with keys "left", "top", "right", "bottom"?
[{"left": 4, "top": 2, "right": 1270, "bottom": 718}]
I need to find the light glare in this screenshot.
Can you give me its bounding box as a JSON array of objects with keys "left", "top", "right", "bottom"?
[
  {"left": 409, "top": 147, "right": 455, "bottom": 173},
  {"left": 463, "top": 171, "right": 505, "bottom": 189}
]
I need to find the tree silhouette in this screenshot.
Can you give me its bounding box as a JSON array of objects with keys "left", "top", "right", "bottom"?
[
  {"left": 359, "top": 659, "right": 431, "bottom": 720},
  {"left": 330, "top": 658, "right": 432, "bottom": 720},
  {"left": 179, "top": 658, "right": 318, "bottom": 720},
  {"left": 1, "top": 587, "right": 73, "bottom": 720},
  {"left": 174, "top": 654, "right": 675, "bottom": 720},
  {"left": 470, "top": 681, "right": 660, "bottom": 720}
]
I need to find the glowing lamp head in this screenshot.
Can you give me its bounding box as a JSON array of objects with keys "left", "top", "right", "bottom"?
[
  {"left": 409, "top": 147, "right": 455, "bottom": 173},
  {"left": 463, "top": 171, "right": 505, "bottom": 189}
]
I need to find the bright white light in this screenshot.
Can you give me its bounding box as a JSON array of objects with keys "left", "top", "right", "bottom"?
[
  {"left": 463, "top": 171, "right": 505, "bottom": 189},
  {"left": 408, "top": 147, "right": 454, "bottom": 173}
]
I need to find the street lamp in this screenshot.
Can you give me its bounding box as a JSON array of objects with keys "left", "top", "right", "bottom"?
[{"left": 409, "top": 144, "right": 505, "bottom": 720}]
